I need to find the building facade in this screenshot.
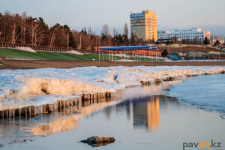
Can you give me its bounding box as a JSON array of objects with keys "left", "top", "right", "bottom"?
[
  {"left": 130, "top": 11, "right": 157, "bottom": 42},
  {"left": 158, "top": 28, "right": 211, "bottom": 44}
]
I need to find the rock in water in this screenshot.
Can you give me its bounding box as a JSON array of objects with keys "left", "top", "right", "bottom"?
[{"left": 81, "top": 136, "right": 115, "bottom": 147}]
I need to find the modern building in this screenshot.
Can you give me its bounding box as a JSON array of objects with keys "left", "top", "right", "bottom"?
[
  {"left": 158, "top": 28, "right": 211, "bottom": 43},
  {"left": 130, "top": 10, "right": 157, "bottom": 42}
]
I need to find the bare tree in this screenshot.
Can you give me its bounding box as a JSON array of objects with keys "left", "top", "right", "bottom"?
[
  {"left": 21, "top": 12, "right": 27, "bottom": 44},
  {"left": 49, "top": 27, "right": 56, "bottom": 47},
  {"left": 11, "top": 14, "right": 21, "bottom": 44},
  {"left": 123, "top": 23, "right": 128, "bottom": 37},
  {"left": 113, "top": 28, "right": 117, "bottom": 37},
  {"left": 101, "top": 24, "right": 109, "bottom": 36}
]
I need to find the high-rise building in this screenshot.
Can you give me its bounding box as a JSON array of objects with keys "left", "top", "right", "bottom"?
[{"left": 130, "top": 10, "right": 157, "bottom": 42}]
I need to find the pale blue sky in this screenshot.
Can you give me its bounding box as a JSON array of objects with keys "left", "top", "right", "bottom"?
[{"left": 1, "top": 0, "right": 225, "bottom": 37}]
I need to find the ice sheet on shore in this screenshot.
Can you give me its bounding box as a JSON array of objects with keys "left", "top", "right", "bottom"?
[
  {"left": 0, "top": 66, "right": 225, "bottom": 110},
  {"left": 167, "top": 74, "right": 225, "bottom": 119}
]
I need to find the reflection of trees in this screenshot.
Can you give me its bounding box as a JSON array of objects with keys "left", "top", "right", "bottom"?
[
  {"left": 104, "top": 106, "right": 112, "bottom": 120},
  {"left": 126, "top": 102, "right": 130, "bottom": 121}
]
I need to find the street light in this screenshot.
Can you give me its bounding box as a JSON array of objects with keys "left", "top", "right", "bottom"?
[{"left": 177, "top": 38, "right": 181, "bottom": 53}]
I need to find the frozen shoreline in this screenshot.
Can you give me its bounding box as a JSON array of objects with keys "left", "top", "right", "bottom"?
[{"left": 0, "top": 66, "right": 225, "bottom": 112}]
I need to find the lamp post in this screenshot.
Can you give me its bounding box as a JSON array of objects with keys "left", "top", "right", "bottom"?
[
  {"left": 99, "top": 37, "right": 100, "bottom": 61},
  {"left": 177, "top": 38, "right": 181, "bottom": 53}
]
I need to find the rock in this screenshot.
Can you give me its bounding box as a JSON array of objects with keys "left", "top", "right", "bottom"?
[
  {"left": 0, "top": 144, "right": 3, "bottom": 147},
  {"left": 81, "top": 136, "right": 115, "bottom": 147},
  {"left": 0, "top": 58, "right": 3, "bottom": 61}
]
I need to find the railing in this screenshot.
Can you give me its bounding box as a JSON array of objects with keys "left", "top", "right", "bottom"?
[
  {"left": 0, "top": 42, "right": 73, "bottom": 52},
  {"left": 170, "top": 51, "right": 225, "bottom": 61}
]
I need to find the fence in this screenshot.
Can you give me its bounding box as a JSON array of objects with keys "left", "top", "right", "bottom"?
[
  {"left": 170, "top": 51, "right": 225, "bottom": 61},
  {"left": 0, "top": 42, "right": 72, "bottom": 52}
]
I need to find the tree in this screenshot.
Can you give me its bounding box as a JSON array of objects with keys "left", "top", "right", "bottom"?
[
  {"left": 21, "top": 12, "right": 27, "bottom": 44},
  {"left": 112, "top": 34, "right": 129, "bottom": 46},
  {"left": 11, "top": 14, "right": 20, "bottom": 44},
  {"left": 101, "top": 24, "right": 109, "bottom": 37},
  {"left": 123, "top": 23, "right": 128, "bottom": 37},
  {"left": 204, "top": 37, "right": 210, "bottom": 44},
  {"left": 113, "top": 28, "right": 117, "bottom": 37}
]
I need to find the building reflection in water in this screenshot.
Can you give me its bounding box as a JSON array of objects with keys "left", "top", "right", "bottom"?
[
  {"left": 133, "top": 96, "right": 160, "bottom": 131},
  {"left": 31, "top": 95, "right": 162, "bottom": 136}
]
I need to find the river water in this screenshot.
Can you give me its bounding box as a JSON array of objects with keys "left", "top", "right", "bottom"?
[{"left": 1, "top": 75, "right": 225, "bottom": 150}]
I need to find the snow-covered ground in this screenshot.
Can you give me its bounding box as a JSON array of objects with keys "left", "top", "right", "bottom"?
[
  {"left": 0, "top": 66, "right": 225, "bottom": 110},
  {"left": 15, "top": 47, "right": 37, "bottom": 53},
  {"left": 66, "top": 50, "right": 84, "bottom": 55}
]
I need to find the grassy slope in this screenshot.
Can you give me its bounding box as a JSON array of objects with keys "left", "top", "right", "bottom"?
[
  {"left": 0, "top": 48, "right": 119, "bottom": 61},
  {"left": 0, "top": 48, "right": 164, "bottom": 61}
]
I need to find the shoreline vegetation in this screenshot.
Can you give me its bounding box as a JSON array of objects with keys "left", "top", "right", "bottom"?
[{"left": 0, "top": 11, "right": 223, "bottom": 53}]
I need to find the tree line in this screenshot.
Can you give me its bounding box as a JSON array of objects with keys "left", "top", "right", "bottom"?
[{"left": 0, "top": 11, "right": 145, "bottom": 50}]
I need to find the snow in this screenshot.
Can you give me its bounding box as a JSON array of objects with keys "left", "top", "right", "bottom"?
[
  {"left": 15, "top": 47, "right": 37, "bottom": 53},
  {"left": 0, "top": 66, "right": 225, "bottom": 110},
  {"left": 66, "top": 50, "right": 84, "bottom": 55}
]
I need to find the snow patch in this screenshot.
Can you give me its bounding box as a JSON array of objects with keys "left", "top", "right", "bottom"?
[
  {"left": 16, "top": 47, "right": 37, "bottom": 53},
  {"left": 66, "top": 50, "right": 84, "bottom": 55}
]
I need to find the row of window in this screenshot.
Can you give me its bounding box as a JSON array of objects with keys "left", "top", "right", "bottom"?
[
  {"left": 159, "top": 34, "right": 203, "bottom": 36},
  {"left": 131, "top": 24, "right": 140, "bottom": 26},
  {"left": 131, "top": 20, "right": 141, "bottom": 23},
  {"left": 132, "top": 30, "right": 140, "bottom": 32},
  {"left": 158, "top": 35, "right": 205, "bottom": 40},
  {"left": 131, "top": 18, "right": 141, "bottom": 20},
  {"left": 173, "top": 31, "right": 204, "bottom": 34},
  {"left": 131, "top": 27, "right": 140, "bottom": 29},
  {"left": 170, "top": 32, "right": 203, "bottom": 35}
]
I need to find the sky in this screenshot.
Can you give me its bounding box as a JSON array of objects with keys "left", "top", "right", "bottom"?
[{"left": 1, "top": 0, "right": 225, "bottom": 37}]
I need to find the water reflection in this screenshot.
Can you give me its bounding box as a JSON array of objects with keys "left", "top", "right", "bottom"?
[
  {"left": 31, "top": 99, "right": 121, "bottom": 136},
  {"left": 0, "top": 80, "right": 184, "bottom": 145},
  {"left": 30, "top": 81, "right": 184, "bottom": 136},
  {"left": 133, "top": 96, "right": 160, "bottom": 131}
]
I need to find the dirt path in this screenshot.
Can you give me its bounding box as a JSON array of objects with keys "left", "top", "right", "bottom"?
[{"left": 1, "top": 60, "right": 225, "bottom": 69}]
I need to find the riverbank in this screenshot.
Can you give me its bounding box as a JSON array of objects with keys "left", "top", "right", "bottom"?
[
  {"left": 0, "top": 66, "right": 225, "bottom": 149},
  {"left": 1, "top": 60, "right": 225, "bottom": 69}
]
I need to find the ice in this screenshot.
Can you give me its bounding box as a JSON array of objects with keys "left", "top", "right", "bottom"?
[
  {"left": 168, "top": 74, "right": 225, "bottom": 119},
  {"left": 0, "top": 66, "right": 225, "bottom": 111}
]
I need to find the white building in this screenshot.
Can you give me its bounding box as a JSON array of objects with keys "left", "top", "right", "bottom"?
[{"left": 158, "top": 28, "right": 211, "bottom": 43}]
